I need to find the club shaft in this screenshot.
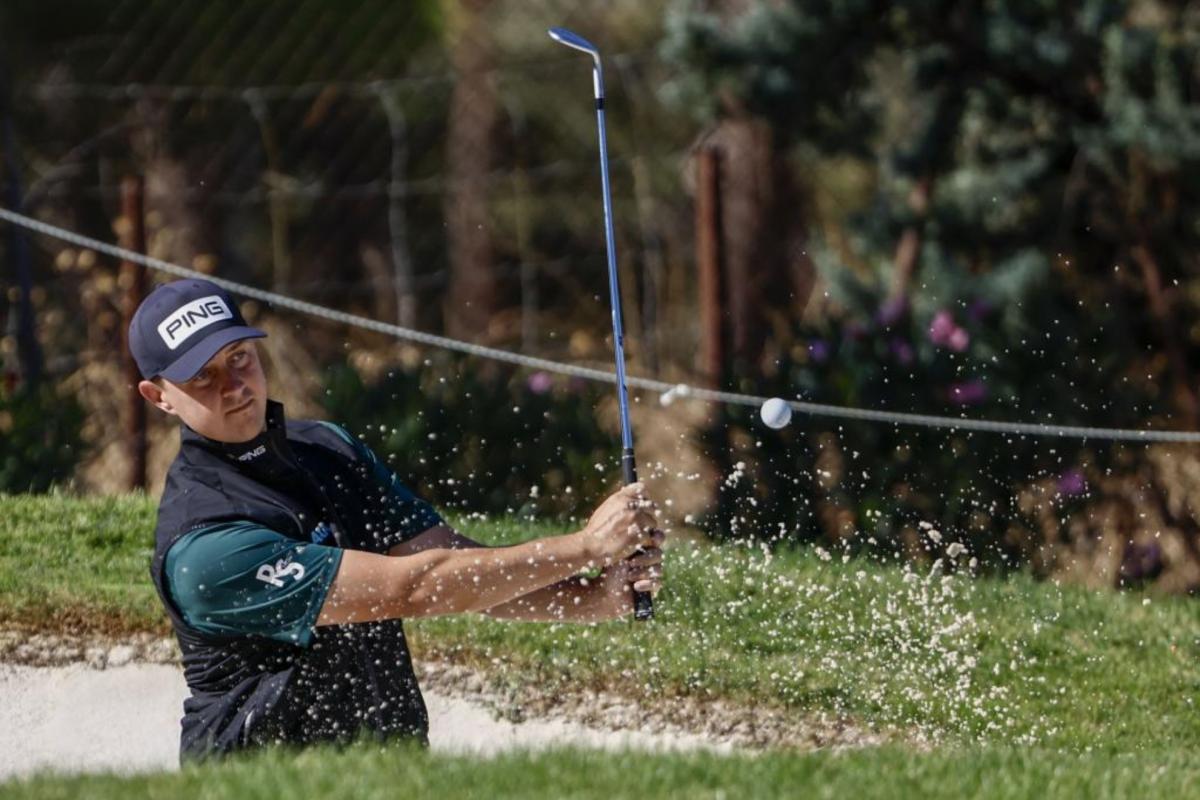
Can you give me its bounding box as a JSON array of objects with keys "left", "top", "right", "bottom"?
[
  {"left": 594, "top": 98, "right": 635, "bottom": 454},
  {"left": 589, "top": 57, "right": 652, "bottom": 622},
  {"left": 550, "top": 28, "right": 653, "bottom": 621}
]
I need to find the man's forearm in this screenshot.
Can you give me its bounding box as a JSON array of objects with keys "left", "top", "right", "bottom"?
[
  {"left": 319, "top": 531, "right": 606, "bottom": 625},
  {"left": 480, "top": 574, "right": 627, "bottom": 623},
  {"left": 406, "top": 525, "right": 635, "bottom": 622},
  {"left": 403, "top": 533, "right": 598, "bottom": 616}
]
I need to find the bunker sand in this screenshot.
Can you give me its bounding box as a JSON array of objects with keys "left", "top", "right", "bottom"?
[{"left": 0, "top": 661, "right": 733, "bottom": 780}]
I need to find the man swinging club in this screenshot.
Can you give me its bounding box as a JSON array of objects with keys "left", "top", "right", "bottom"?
[{"left": 130, "top": 278, "right": 665, "bottom": 761}]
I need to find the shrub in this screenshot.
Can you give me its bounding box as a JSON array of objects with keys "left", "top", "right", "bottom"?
[
  {"left": 0, "top": 378, "right": 84, "bottom": 493},
  {"left": 702, "top": 254, "right": 1161, "bottom": 572},
  {"left": 320, "top": 354, "right": 621, "bottom": 520}
]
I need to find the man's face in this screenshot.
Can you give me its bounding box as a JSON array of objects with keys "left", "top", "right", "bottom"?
[{"left": 139, "top": 339, "right": 269, "bottom": 443}]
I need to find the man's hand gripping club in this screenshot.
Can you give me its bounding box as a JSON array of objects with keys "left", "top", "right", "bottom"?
[{"left": 316, "top": 483, "right": 662, "bottom": 625}]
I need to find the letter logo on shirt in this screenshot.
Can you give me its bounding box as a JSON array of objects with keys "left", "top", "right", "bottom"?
[
  {"left": 237, "top": 445, "right": 267, "bottom": 462},
  {"left": 157, "top": 295, "right": 233, "bottom": 350},
  {"left": 256, "top": 559, "right": 306, "bottom": 588}
]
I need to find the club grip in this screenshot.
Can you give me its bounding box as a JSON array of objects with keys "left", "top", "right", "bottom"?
[
  {"left": 621, "top": 450, "right": 638, "bottom": 486},
  {"left": 633, "top": 588, "right": 654, "bottom": 621},
  {"left": 621, "top": 449, "right": 654, "bottom": 621}
]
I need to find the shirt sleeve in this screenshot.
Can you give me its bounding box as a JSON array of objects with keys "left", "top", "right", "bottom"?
[
  {"left": 164, "top": 522, "right": 344, "bottom": 647},
  {"left": 319, "top": 422, "right": 445, "bottom": 551}
]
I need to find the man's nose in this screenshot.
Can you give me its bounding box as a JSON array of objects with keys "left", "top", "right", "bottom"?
[{"left": 219, "top": 368, "right": 244, "bottom": 395}]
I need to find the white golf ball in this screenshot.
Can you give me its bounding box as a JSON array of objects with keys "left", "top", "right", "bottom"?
[{"left": 760, "top": 397, "right": 792, "bottom": 429}]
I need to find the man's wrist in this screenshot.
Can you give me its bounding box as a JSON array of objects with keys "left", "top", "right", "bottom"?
[
  {"left": 615, "top": 584, "right": 635, "bottom": 618},
  {"left": 569, "top": 528, "right": 600, "bottom": 568},
  {"left": 593, "top": 569, "right": 633, "bottom": 620}
]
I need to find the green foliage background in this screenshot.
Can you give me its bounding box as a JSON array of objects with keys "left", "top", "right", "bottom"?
[
  {"left": 662, "top": 0, "right": 1200, "bottom": 573},
  {"left": 2, "top": 1, "right": 1200, "bottom": 587},
  {"left": 0, "top": 382, "right": 83, "bottom": 493},
  {"left": 320, "top": 354, "right": 621, "bottom": 519}
]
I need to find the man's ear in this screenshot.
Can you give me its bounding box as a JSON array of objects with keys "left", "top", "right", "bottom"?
[{"left": 138, "top": 379, "right": 177, "bottom": 417}]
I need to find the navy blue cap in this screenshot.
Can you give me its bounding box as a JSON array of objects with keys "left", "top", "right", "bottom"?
[{"left": 128, "top": 279, "right": 266, "bottom": 382}]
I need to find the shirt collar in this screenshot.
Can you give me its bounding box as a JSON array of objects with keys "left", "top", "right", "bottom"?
[{"left": 179, "top": 399, "right": 289, "bottom": 466}]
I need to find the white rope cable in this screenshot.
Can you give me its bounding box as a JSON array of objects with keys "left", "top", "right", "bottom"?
[{"left": 3, "top": 206, "right": 1199, "bottom": 443}]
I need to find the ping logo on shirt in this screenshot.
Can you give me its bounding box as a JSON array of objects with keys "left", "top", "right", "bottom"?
[
  {"left": 157, "top": 295, "right": 233, "bottom": 350},
  {"left": 237, "top": 445, "right": 267, "bottom": 462},
  {"left": 256, "top": 559, "right": 306, "bottom": 588}
]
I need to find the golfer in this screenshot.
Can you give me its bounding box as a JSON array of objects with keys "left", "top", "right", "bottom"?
[{"left": 130, "top": 278, "right": 664, "bottom": 761}]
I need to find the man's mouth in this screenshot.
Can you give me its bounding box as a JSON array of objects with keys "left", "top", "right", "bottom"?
[{"left": 227, "top": 398, "right": 255, "bottom": 415}]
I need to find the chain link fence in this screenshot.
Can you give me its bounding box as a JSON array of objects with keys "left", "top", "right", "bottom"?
[{"left": 1, "top": 0, "right": 711, "bottom": 496}]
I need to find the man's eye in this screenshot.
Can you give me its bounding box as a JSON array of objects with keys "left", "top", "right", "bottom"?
[{"left": 230, "top": 351, "right": 248, "bottom": 366}]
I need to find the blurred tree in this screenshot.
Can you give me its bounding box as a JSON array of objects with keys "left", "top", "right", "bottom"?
[
  {"left": 0, "top": 0, "right": 112, "bottom": 388},
  {"left": 664, "top": 0, "right": 1200, "bottom": 564},
  {"left": 443, "top": 0, "right": 501, "bottom": 342},
  {"left": 665, "top": 0, "right": 1200, "bottom": 423},
  {"left": 662, "top": 0, "right": 885, "bottom": 374}
]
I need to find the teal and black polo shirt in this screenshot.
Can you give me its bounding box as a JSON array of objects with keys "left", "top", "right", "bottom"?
[
  {"left": 163, "top": 521, "right": 343, "bottom": 647},
  {"left": 149, "top": 400, "right": 443, "bottom": 760}
]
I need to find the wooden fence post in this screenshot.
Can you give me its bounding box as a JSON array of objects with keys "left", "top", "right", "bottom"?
[
  {"left": 696, "top": 146, "right": 733, "bottom": 535},
  {"left": 696, "top": 147, "right": 726, "bottom": 388}
]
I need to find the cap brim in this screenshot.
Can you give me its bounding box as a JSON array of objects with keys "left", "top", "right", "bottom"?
[{"left": 158, "top": 326, "right": 267, "bottom": 382}]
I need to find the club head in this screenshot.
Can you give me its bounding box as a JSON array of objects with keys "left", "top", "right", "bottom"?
[{"left": 548, "top": 27, "right": 599, "bottom": 60}]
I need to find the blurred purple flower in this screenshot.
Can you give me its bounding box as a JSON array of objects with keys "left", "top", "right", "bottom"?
[
  {"left": 876, "top": 296, "right": 909, "bottom": 327},
  {"left": 888, "top": 337, "right": 915, "bottom": 366},
  {"left": 929, "top": 310, "right": 970, "bottom": 352},
  {"left": 929, "top": 310, "right": 957, "bottom": 345},
  {"left": 527, "top": 371, "right": 553, "bottom": 395},
  {"left": 808, "top": 339, "right": 831, "bottom": 363},
  {"left": 1056, "top": 468, "right": 1087, "bottom": 497},
  {"left": 947, "top": 326, "right": 970, "bottom": 352},
  {"left": 948, "top": 379, "right": 987, "bottom": 406}
]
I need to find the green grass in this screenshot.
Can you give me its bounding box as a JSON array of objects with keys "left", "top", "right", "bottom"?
[
  {"left": 2, "top": 492, "right": 1198, "bottom": 797},
  {"left": 0, "top": 493, "right": 163, "bottom": 634},
  {"left": 3, "top": 742, "right": 1197, "bottom": 800},
  {"left": 418, "top": 516, "right": 1200, "bottom": 753}
]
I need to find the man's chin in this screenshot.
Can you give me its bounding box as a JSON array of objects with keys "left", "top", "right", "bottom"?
[
  {"left": 222, "top": 403, "right": 266, "bottom": 442},
  {"left": 243, "top": 404, "right": 268, "bottom": 435}
]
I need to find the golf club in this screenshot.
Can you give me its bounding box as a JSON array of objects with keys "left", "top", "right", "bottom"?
[{"left": 548, "top": 26, "right": 653, "bottom": 622}]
